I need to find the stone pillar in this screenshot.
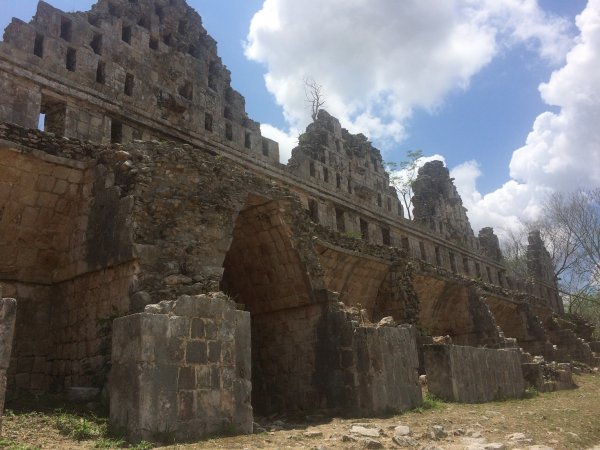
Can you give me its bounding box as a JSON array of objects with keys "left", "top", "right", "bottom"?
[
  {"left": 0, "top": 296, "right": 17, "bottom": 435},
  {"left": 110, "top": 293, "right": 252, "bottom": 442}
]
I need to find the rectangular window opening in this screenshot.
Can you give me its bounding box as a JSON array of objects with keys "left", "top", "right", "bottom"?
[
  {"left": 155, "top": 4, "right": 164, "bottom": 23},
  {"left": 323, "top": 167, "right": 329, "bottom": 183},
  {"left": 347, "top": 178, "right": 352, "bottom": 194},
  {"left": 262, "top": 139, "right": 269, "bottom": 156},
  {"left": 60, "top": 17, "right": 72, "bottom": 42},
  {"left": 96, "top": 61, "right": 106, "bottom": 84},
  {"left": 188, "top": 44, "right": 200, "bottom": 58},
  {"left": 179, "top": 81, "right": 193, "bottom": 100},
  {"left": 360, "top": 219, "right": 369, "bottom": 241},
  {"left": 225, "top": 123, "right": 233, "bottom": 141},
  {"left": 124, "top": 73, "right": 134, "bottom": 96},
  {"left": 149, "top": 36, "right": 159, "bottom": 50},
  {"left": 475, "top": 263, "right": 482, "bottom": 278},
  {"left": 91, "top": 33, "right": 103, "bottom": 55},
  {"left": 138, "top": 16, "right": 150, "bottom": 30},
  {"left": 382, "top": 228, "right": 391, "bottom": 246},
  {"left": 204, "top": 113, "right": 213, "bottom": 132},
  {"left": 38, "top": 113, "right": 46, "bottom": 131},
  {"left": 336, "top": 173, "right": 341, "bottom": 189},
  {"left": 224, "top": 106, "right": 232, "bottom": 119},
  {"left": 309, "top": 161, "right": 316, "bottom": 177},
  {"left": 108, "top": 3, "right": 120, "bottom": 17},
  {"left": 178, "top": 19, "right": 186, "bottom": 34},
  {"left": 463, "top": 257, "right": 470, "bottom": 274},
  {"left": 419, "top": 241, "right": 427, "bottom": 261},
  {"left": 122, "top": 24, "right": 132, "bottom": 44},
  {"left": 449, "top": 252, "right": 457, "bottom": 273},
  {"left": 387, "top": 197, "right": 392, "bottom": 212},
  {"left": 66, "top": 48, "right": 76, "bottom": 71},
  {"left": 401, "top": 237, "right": 410, "bottom": 253},
  {"left": 486, "top": 267, "right": 493, "bottom": 283},
  {"left": 39, "top": 97, "right": 67, "bottom": 136},
  {"left": 335, "top": 208, "right": 345, "bottom": 233},
  {"left": 308, "top": 199, "right": 319, "bottom": 223},
  {"left": 88, "top": 15, "right": 100, "bottom": 27},
  {"left": 34, "top": 33, "right": 44, "bottom": 58},
  {"left": 111, "top": 119, "right": 123, "bottom": 143},
  {"left": 435, "top": 247, "right": 442, "bottom": 266},
  {"left": 244, "top": 132, "right": 252, "bottom": 149},
  {"left": 377, "top": 193, "right": 382, "bottom": 207}
]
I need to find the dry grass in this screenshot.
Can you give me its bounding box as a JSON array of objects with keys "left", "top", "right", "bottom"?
[{"left": 2, "top": 373, "right": 600, "bottom": 450}]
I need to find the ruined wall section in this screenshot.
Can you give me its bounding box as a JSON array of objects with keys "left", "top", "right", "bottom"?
[
  {"left": 527, "top": 230, "right": 563, "bottom": 314},
  {"left": 412, "top": 160, "right": 476, "bottom": 250},
  {"left": 0, "top": 0, "right": 277, "bottom": 162},
  {"left": 424, "top": 344, "right": 525, "bottom": 403},
  {"left": 288, "top": 111, "right": 401, "bottom": 239},
  {"left": 321, "top": 306, "right": 422, "bottom": 415}
]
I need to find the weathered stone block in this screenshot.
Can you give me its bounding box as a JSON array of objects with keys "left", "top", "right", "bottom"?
[
  {"left": 424, "top": 344, "right": 525, "bottom": 403},
  {"left": 110, "top": 294, "right": 252, "bottom": 442}
]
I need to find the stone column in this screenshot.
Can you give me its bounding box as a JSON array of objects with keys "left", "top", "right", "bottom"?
[
  {"left": 0, "top": 295, "right": 17, "bottom": 435},
  {"left": 110, "top": 293, "right": 252, "bottom": 442}
]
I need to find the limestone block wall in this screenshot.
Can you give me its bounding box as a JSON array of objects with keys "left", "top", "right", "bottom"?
[
  {"left": 3, "top": 263, "right": 136, "bottom": 392},
  {"left": 110, "top": 293, "right": 252, "bottom": 442},
  {"left": 0, "top": 145, "right": 90, "bottom": 284},
  {"left": 322, "top": 305, "right": 422, "bottom": 414},
  {"left": 0, "top": 297, "right": 17, "bottom": 435},
  {"left": 424, "top": 344, "right": 525, "bottom": 403}
]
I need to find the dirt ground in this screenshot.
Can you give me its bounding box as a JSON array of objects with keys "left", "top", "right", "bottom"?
[{"left": 2, "top": 373, "right": 600, "bottom": 450}]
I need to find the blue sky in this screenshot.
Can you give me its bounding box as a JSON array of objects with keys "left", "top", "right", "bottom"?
[{"left": 1, "top": 0, "right": 598, "bottom": 234}]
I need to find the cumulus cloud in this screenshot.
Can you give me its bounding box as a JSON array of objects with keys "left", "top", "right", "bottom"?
[
  {"left": 451, "top": 0, "right": 600, "bottom": 237},
  {"left": 246, "top": 0, "right": 571, "bottom": 162}
]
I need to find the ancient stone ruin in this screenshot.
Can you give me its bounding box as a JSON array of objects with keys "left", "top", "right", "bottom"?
[{"left": 0, "top": 0, "right": 598, "bottom": 441}]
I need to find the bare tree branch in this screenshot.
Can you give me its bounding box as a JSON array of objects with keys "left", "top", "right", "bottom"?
[{"left": 304, "top": 76, "right": 326, "bottom": 123}]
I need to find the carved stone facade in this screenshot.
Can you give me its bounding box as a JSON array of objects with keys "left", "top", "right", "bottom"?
[{"left": 0, "top": 0, "right": 597, "bottom": 442}]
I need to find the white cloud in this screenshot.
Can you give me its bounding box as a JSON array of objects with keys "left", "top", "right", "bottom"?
[
  {"left": 451, "top": 0, "right": 600, "bottom": 238},
  {"left": 246, "top": 0, "right": 571, "bottom": 162}
]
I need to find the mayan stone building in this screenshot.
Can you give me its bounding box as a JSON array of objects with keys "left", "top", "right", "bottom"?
[{"left": 0, "top": 0, "right": 598, "bottom": 441}]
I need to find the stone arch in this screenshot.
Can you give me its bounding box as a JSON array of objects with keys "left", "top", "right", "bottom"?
[{"left": 220, "top": 195, "right": 326, "bottom": 415}]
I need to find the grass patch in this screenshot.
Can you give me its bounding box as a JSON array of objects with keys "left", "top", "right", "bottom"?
[
  {"left": 413, "top": 393, "right": 444, "bottom": 413},
  {"left": 55, "top": 412, "right": 106, "bottom": 441},
  {"left": 0, "top": 438, "right": 40, "bottom": 450},
  {"left": 523, "top": 386, "right": 539, "bottom": 399}
]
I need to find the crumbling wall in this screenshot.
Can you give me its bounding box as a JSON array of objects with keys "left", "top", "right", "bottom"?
[
  {"left": 527, "top": 231, "right": 563, "bottom": 314},
  {"left": 424, "top": 344, "right": 525, "bottom": 403},
  {"left": 321, "top": 304, "right": 422, "bottom": 414},
  {"left": 413, "top": 274, "right": 505, "bottom": 347},
  {"left": 110, "top": 293, "right": 252, "bottom": 442},
  {"left": 483, "top": 294, "right": 557, "bottom": 361},
  {"left": 412, "top": 161, "right": 476, "bottom": 250},
  {"left": 0, "top": 0, "right": 277, "bottom": 161},
  {"left": 288, "top": 111, "right": 402, "bottom": 241},
  {"left": 0, "top": 296, "right": 17, "bottom": 435}
]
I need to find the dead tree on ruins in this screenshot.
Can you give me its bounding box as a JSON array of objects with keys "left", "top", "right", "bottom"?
[{"left": 304, "top": 76, "right": 326, "bottom": 123}]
